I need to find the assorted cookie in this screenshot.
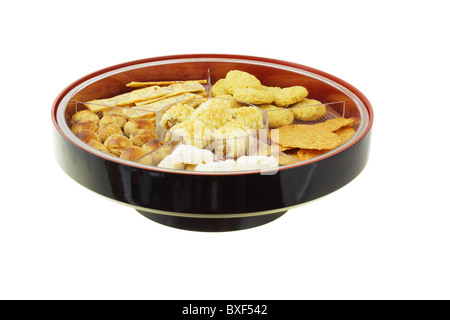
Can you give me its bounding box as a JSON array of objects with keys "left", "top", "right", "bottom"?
[{"left": 69, "top": 71, "right": 357, "bottom": 170}]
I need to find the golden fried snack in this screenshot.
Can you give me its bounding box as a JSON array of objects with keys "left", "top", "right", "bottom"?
[
  {"left": 85, "top": 81, "right": 206, "bottom": 112},
  {"left": 87, "top": 140, "right": 111, "bottom": 154},
  {"left": 296, "top": 149, "right": 328, "bottom": 161},
  {"left": 99, "top": 113, "right": 128, "bottom": 129},
  {"left": 223, "top": 70, "right": 262, "bottom": 94},
  {"left": 259, "top": 104, "right": 294, "bottom": 128},
  {"left": 273, "top": 86, "right": 308, "bottom": 107},
  {"left": 142, "top": 139, "right": 163, "bottom": 153},
  {"left": 104, "top": 134, "right": 133, "bottom": 156},
  {"left": 123, "top": 119, "right": 155, "bottom": 137},
  {"left": 72, "top": 110, "right": 100, "bottom": 126},
  {"left": 100, "top": 107, "right": 125, "bottom": 117},
  {"left": 190, "top": 98, "right": 234, "bottom": 130},
  {"left": 315, "top": 117, "right": 354, "bottom": 132},
  {"left": 184, "top": 164, "right": 198, "bottom": 171},
  {"left": 290, "top": 98, "right": 327, "bottom": 121},
  {"left": 211, "top": 78, "right": 229, "bottom": 97},
  {"left": 145, "top": 141, "right": 174, "bottom": 165},
  {"left": 97, "top": 123, "right": 123, "bottom": 142},
  {"left": 213, "top": 95, "right": 242, "bottom": 108},
  {"left": 122, "top": 93, "right": 200, "bottom": 119},
  {"left": 169, "top": 119, "right": 213, "bottom": 148},
  {"left": 262, "top": 86, "right": 282, "bottom": 94},
  {"left": 71, "top": 120, "right": 98, "bottom": 135},
  {"left": 273, "top": 124, "right": 341, "bottom": 150},
  {"left": 334, "top": 127, "right": 356, "bottom": 145},
  {"left": 212, "top": 120, "right": 253, "bottom": 157},
  {"left": 159, "top": 102, "right": 196, "bottom": 130},
  {"left": 129, "top": 129, "right": 158, "bottom": 147},
  {"left": 119, "top": 146, "right": 152, "bottom": 165},
  {"left": 75, "top": 129, "right": 101, "bottom": 143},
  {"left": 233, "top": 106, "right": 264, "bottom": 131},
  {"left": 232, "top": 88, "right": 274, "bottom": 105}
]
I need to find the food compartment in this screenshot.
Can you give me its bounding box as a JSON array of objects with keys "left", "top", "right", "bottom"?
[{"left": 64, "top": 61, "right": 363, "bottom": 172}]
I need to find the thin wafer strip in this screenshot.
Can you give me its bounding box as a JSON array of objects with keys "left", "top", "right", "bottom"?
[
  {"left": 84, "top": 86, "right": 165, "bottom": 112},
  {"left": 126, "top": 80, "right": 207, "bottom": 87},
  {"left": 122, "top": 93, "right": 201, "bottom": 119},
  {"left": 85, "top": 81, "right": 206, "bottom": 112}
]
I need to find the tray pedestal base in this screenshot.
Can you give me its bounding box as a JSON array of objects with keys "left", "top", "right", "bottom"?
[{"left": 136, "top": 210, "right": 287, "bottom": 232}]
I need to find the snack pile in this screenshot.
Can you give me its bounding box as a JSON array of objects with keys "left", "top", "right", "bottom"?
[
  {"left": 69, "top": 70, "right": 356, "bottom": 171},
  {"left": 160, "top": 98, "right": 264, "bottom": 157},
  {"left": 210, "top": 70, "right": 356, "bottom": 162}
]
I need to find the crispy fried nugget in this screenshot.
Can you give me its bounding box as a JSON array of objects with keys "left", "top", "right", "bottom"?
[
  {"left": 259, "top": 104, "right": 294, "bottom": 128},
  {"left": 290, "top": 98, "right": 327, "bottom": 121},
  {"left": 223, "top": 70, "right": 262, "bottom": 95},
  {"left": 273, "top": 86, "right": 308, "bottom": 107},
  {"left": 232, "top": 87, "right": 274, "bottom": 104}
]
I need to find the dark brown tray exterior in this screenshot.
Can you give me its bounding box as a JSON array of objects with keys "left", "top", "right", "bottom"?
[{"left": 52, "top": 54, "right": 373, "bottom": 232}]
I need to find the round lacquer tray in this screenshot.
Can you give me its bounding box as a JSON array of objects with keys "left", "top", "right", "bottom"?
[{"left": 52, "top": 54, "right": 373, "bottom": 232}]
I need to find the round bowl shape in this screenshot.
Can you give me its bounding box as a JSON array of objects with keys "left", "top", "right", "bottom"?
[{"left": 52, "top": 54, "right": 373, "bottom": 232}]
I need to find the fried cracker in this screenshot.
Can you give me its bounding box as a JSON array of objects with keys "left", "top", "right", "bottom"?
[
  {"left": 85, "top": 81, "right": 206, "bottom": 112},
  {"left": 296, "top": 149, "right": 328, "bottom": 161},
  {"left": 122, "top": 93, "right": 200, "bottom": 119},
  {"left": 335, "top": 126, "right": 356, "bottom": 145},
  {"left": 315, "top": 117, "right": 354, "bottom": 132},
  {"left": 273, "top": 124, "right": 341, "bottom": 150},
  {"left": 126, "top": 80, "right": 207, "bottom": 87}
]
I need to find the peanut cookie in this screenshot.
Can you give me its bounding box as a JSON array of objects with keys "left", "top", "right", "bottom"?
[
  {"left": 232, "top": 87, "right": 274, "bottom": 105},
  {"left": 290, "top": 98, "right": 327, "bottom": 121},
  {"left": 223, "top": 70, "right": 262, "bottom": 95},
  {"left": 259, "top": 104, "right": 294, "bottom": 128},
  {"left": 273, "top": 86, "right": 308, "bottom": 107}
]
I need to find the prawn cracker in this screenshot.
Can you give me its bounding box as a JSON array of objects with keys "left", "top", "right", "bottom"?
[
  {"left": 296, "top": 149, "right": 328, "bottom": 161},
  {"left": 274, "top": 124, "right": 341, "bottom": 150},
  {"left": 315, "top": 117, "right": 354, "bottom": 132},
  {"left": 335, "top": 126, "right": 356, "bottom": 145}
]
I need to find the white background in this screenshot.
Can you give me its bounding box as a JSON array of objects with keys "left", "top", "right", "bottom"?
[{"left": 1, "top": 0, "right": 449, "bottom": 300}]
